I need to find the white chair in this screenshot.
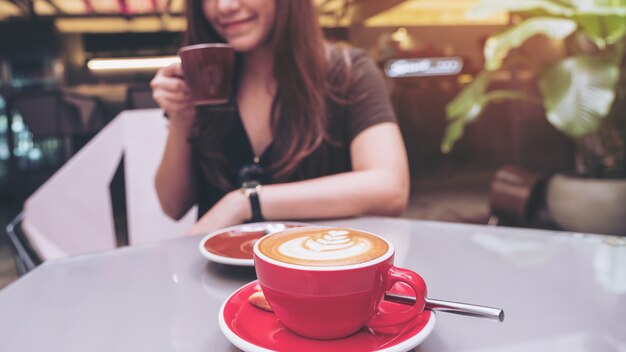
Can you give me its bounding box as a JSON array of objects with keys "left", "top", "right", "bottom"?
[{"left": 6, "top": 109, "right": 196, "bottom": 272}]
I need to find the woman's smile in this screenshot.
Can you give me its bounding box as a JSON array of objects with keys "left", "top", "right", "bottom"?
[
  {"left": 219, "top": 15, "right": 257, "bottom": 35},
  {"left": 204, "top": 0, "right": 275, "bottom": 53}
]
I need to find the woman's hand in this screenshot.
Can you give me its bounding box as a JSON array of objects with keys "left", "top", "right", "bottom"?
[
  {"left": 188, "top": 191, "right": 251, "bottom": 236},
  {"left": 151, "top": 63, "right": 196, "bottom": 127}
]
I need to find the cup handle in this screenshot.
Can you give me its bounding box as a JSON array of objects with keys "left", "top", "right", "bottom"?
[{"left": 367, "top": 266, "right": 427, "bottom": 328}]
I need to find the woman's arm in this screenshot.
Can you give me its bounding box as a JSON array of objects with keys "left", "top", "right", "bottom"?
[
  {"left": 152, "top": 63, "right": 198, "bottom": 219},
  {"left": 189, "top": 122, "right": 409, "bottom": 235},
  {"left": 263, "top": 122, "right": 409, "bottom": 218},
  {"left": 155, "top": 119, "right": 198, "bottom": 219}
]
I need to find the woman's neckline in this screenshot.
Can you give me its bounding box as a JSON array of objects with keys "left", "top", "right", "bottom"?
[{"left": 233, "top": 101, "right": 273, "bottom": 164}]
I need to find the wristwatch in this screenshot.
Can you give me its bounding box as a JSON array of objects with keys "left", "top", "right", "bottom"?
[{"left": 241, "top": 180, "right": 264, "bottom": 222}]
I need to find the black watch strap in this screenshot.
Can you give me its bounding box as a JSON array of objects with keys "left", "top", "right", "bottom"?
[
  {"left": 248, "top": 191, "right": 263, "bottom": 222},
  {"left": 242, "top": 181, "right": 264, "bottom": 222}
]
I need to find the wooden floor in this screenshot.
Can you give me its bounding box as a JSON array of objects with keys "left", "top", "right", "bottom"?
[{"left": 0, "top": 166, "right": 494, "bottom": 290}]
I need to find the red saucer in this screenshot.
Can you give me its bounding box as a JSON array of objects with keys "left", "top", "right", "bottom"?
[
  {"left": 199, "top": 222, "right": 309, "bottom": 266},
  {"left": 218, "top": 281, "right": 436, "bottom": 352}
]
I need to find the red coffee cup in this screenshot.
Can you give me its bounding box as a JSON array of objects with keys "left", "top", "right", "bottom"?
[
  {"left": 253, "top": 227, "right": 427, "bottom": 340},
  {"left": 178, "top": 43, "right": 234, "bottom": 106}
]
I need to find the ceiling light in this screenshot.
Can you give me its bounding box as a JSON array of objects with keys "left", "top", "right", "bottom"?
[{"left": 87, "top": 56, "right": 180, "bottom": 71}]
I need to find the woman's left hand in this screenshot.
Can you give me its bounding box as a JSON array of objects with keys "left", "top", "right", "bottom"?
[{"left": 188, "top": 191, "right": 249, "bottom": 236}]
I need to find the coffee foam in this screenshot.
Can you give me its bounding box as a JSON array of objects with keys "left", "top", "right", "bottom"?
[{"left": 258, "top": 227, "right": 389, "bottom": 267}]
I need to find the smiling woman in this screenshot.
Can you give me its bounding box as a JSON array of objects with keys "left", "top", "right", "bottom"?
[
  {"left": 203, "top": 0, "right": 276, "bottom": 52},
  {"left": 151, "top": 0, "right": 410, "bottom": 235}
]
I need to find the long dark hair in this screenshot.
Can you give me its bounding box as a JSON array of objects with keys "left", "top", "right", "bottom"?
[{"left": 184, "top": 0, "right": 333, "bottom": 185}]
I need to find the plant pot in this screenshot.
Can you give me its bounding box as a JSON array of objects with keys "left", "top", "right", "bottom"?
[{"left": 546, "top": 174, "right": 626, "bottom": 236}]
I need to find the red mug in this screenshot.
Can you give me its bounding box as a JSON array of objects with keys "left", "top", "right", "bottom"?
[
  {"left": 178, "top": 43, "right": 234, "bottom": 106},
  {"left": 253, "top": 227, "right": 427, "bottom": 340}
]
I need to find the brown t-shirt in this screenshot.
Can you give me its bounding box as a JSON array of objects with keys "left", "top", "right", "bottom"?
[{"left": 189, "top": 48, "right": 397, "bottom": 216}]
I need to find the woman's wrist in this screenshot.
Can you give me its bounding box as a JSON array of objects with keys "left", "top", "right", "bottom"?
[
  {"left": 226, "top": 190, "right": 252, "bottom": 223},
  {"left": 168, "top": 111, "right": 195, "bottom": 137}
]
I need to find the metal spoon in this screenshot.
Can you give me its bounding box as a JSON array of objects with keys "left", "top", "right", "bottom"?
[{"left": 384, "top": 293, "right": 505, "bottom": 322}]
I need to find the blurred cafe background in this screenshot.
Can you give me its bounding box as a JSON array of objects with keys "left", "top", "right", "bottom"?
[{"left": 1, "top": 0, "right": 622, "bottom": 287}]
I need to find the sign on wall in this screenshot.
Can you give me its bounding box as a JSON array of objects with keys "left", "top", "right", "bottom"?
[{"left": 384, "top": 57, "right": 464, "bottom": 78}]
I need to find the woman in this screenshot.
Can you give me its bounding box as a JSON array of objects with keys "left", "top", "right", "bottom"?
[{"left": 151, "top": 0, "right": 409, "bottom": 235}]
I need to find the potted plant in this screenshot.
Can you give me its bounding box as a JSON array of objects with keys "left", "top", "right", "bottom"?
[{"left": 442, "top": 0, "right": 626, "bottom": 235}]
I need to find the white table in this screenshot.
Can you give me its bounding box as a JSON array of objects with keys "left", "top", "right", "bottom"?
[{"left": 1, "top": 216, "right": 624, "bottom": 351}]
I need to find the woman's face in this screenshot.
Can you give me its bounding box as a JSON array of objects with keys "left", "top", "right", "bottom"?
[{"left": 203, "top": 0, "right": 276, "bottom": 53}]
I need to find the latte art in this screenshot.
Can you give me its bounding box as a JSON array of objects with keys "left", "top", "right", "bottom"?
[
  {"left": 258, "top": 227, "right": 389, "bottom": 266},
  {"left": 279, "top": 230, "right": 370, "bottom": 261}
]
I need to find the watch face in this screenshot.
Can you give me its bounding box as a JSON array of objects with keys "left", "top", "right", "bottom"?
[
  {"left": 242, "top": 181, "right": 261, "bottom": 197},
  {"left": 243, "top": 181, "right": 260, "bottom": 189}
]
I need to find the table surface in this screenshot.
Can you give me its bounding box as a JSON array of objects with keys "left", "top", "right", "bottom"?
[{"left": 1, "top": 216, "right": 625, "bottom": 352}]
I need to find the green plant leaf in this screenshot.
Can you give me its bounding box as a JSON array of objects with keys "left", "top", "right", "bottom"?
[
  {"left": 446, "top": 71, "right": 492, "bottom": 122},
  {"left": 539, "top": 55, "right": 621, "bottom": 138},
  {"left": 441, "top": 118, "right": 467, "bottom": 154},
  {"left": 573, "top": 13, "right": 626, "bottom": 47},
  {"left": 468, "top": 0, "right": 574, "bottom": 19},
  {"left": 567, "top": 0, "right": 626, "bottom": 14},
  {"left": 442, "top": 88, "right": 541, "bottom": 153},
  {"left": 559, "top": 1, "right": 626, "bottom": 46},
  {"left": 484, "top": 17, "right": 577, "bottom": 71}
]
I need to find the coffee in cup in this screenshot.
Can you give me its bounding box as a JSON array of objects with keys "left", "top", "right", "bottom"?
[
  {"left": 178, "top": 43, "right": 234, "bottom": 106},
  {"left": 257, "top": 227, "right": 389, "bottom": 266},
  {"left": 253, "top": 227, "right": 427, "bottom": 340}
]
